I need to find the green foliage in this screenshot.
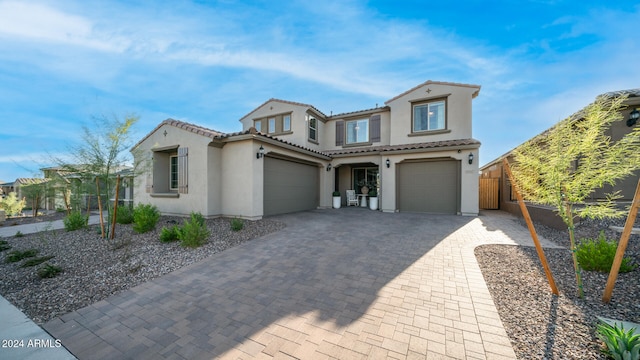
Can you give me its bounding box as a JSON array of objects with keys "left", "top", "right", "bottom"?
[
  {"left": 160, "top": 225, "right": 180, "bottom": 243},
  {"left": 0, "top": 240, "right": 11, "bottom": 252},
  {"left": 20, "top": 255, "right": 55, "bottom": 268},
  {"left": 178, "top": 213, "right": 210, "bottom": 248},
  {"left": 577, "top": 231, "right": 636, "bottom": 273},
  {"left": 21, "top": 181, "right": 49, "bottom": 217},
  {"left": 332, "top": 191, "right": 340, "bottom": 196},
  {"left": 37, "top": 263, "right": 63, "bottom": 278},
  {"left": 14, "top": 231, "right": 24, "bottom": 238},
  {"left": 0, "top": 192, "right": 26, "bottom": 216},
  {"left": 5, "top": 249, "right": 39, "bottom": 263},
  {"left": 63, "top": 211, "right": 88, "bottom": 231},
  {"left": 132, "top": 203, "right": 160, "bottom": 233},
  {"left": 230, "top": 218, "right": 244, "bottom": 232},
  {"left": 115, "top": 205, "right": 134, "bottom": 224},
  {"left": 597, "top": 321, "right": 640, "bottom": 360},
  {"left": 368, "top": 190, "right": 378, "bottom": 197}
]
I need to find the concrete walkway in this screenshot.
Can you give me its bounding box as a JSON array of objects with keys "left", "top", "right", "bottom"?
[
  {"left": 38, "top": 209, "right": 561, "bottom": 359},
  {"left": 0, "top": 215, "right": 102, "bottom": 238}
]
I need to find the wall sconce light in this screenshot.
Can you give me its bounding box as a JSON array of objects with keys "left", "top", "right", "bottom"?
[
  {"left": 256, "top": 145, "right": 265, "bottom": 159},
  {"left": 627, "top": 108, "right": 640, "bottom": 127},
  {"left": 386, "top": 159, "right": 390, "bottom": 168},
  {"left": 468, "top": 152, "right": 474, "bottom": 165},
  {"left": 326, "top": 164, "right": 332, "bottom": 171}
]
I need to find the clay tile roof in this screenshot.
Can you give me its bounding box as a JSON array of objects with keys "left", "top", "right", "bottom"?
[
  {"left": 384, "top": 80, "right": 481, "bottom": 105},
  {"left": 132, "top": 118, "right": 225, "bottom": 150},
  {"left": 324, "top": 138, "right": 481, "bottom": 156},
  {"left": 330, "top": 106, "right": 390, "bottom": 118},
  {"left": 214, "top": 128, "right": 330, "bottom": 158},
  {"left": 239, "top": 98, "right": 328, "bottom": 121}
]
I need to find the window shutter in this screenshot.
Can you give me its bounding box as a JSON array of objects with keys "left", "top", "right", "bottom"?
[
  {"left": 145, "top": 153, "right": 153, "bottom": 193},
  {"left": 178, "top": 147, "right": 188, "bottom": 194},
  {"left": 370, "top": 115, "right": 381, "bottom": 143},
  {"left": 335, "top": 120, "right": 344, "bottom": 146}
]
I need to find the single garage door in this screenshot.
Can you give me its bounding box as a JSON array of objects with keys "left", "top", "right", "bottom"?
[
  {"left": 398, "top": 160, "right": 460, "bottom": 214},
  {"left": 264, "top": 156, "right": 319, "bottom": 216}
]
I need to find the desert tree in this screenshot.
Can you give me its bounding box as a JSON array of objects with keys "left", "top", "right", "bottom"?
[
  {"left": 509, "top": 94, "right": 640, "bottom": 297},
  {"left": 20, "top": 180, "right": 51, "bottom": 217},
  {"left": 53, "top": 114, "right": 140, "bottom": 238}
]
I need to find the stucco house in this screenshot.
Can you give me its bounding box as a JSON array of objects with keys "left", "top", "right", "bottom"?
[
  {"left": 133, "top": 80, "right": 481, "bottom": 219},
  {"left": 479, "top": 88, "right": 640, "bottom": 228}
]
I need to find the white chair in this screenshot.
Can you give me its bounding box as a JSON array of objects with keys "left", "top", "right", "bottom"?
[{"left": 346, "top": 190, "right": 358, "bottom": 207}]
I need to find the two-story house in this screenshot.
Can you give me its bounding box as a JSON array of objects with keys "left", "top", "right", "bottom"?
[{"left": 132, "top": 80, "right": 481, "bottom": 219}]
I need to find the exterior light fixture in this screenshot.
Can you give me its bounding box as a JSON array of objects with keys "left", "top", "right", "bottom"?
[
  {"left": 468, "top": 152, "right": 474, "bottom": 164},
  {"left": 256, "top": 145, "right": 265, "bottom": 159},
  {"left": 627, "top": 108, "right": 640, "bottom": 127},
  {"left": 326, "top": 163, "right": 332, "bottom": 171},
  {"left": 386, "top": 159, "right": 390, "bottom": 168}
]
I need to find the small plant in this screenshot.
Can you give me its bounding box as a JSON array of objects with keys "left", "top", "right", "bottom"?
[
  {"left": 160, "top": 225, "right": 180, "bottom": 243},
  {"left": 20, "top": 255, "right": 54, "bottom": 267},
  {"left": 14, "top": 231, "right": 24, "bottom": 238},
  {"left": 6, "top": 249, "right": 39, "bottom": 263},
  {"left": 132, "top": 204, "right": 160, "bottom": 233},
  {"left": 577, "top": 231, "right": 637, "bottom": 273},
  {"left": 190, "top": 212, "right": 206, "bottom": 227},
  {"left": 0, "top": 240, "right": 11, "bottom": 252},
  {"left": 368, "top": 190, "right": 377, "bottom": 197},
  {"left": 37, "top": 263, "right": 63, "bottom": 278},
  {"left": 178, "top": 213, "right": 210, "bottom": 248},
  {"left": 63, "top": 211, "right": 88, "bottom": 231},
  {"left": 597, "top": 321, "right": 640, "bottom": 360},
  {"left": 230, "top": 218, "right": 244, "bottom": 231},
  {"left": 332, "top": 191, "right": 340, "bottom": 196},
  {"left": 115, "top": 205, "right": 134, "bottom": 224}
]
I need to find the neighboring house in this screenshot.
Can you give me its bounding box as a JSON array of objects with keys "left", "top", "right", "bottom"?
[
  {"left": 41, "top": 165, "right": 134, "bottom": 211},
  {"left": 133, "top": 80, "right": 481, "bottom": 219},
  {"left": 479, "top": 88, "right": 640, "bottom": 229}
]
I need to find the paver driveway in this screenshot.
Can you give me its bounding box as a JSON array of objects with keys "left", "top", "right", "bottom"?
[{"left": 44, "top": 209, "right": 559, "bottom": 359}]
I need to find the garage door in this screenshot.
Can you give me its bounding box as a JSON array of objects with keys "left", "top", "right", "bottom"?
[
  {"left": 264, "top": 156, "right": 319, "bottom": 216},
  {"left": 398, "top": 160, "right": 459, "bottom": 214}
]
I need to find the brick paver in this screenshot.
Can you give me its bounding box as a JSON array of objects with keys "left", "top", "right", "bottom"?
[{"left": 44, "top": 209, "right": 561, "bottom": 359}]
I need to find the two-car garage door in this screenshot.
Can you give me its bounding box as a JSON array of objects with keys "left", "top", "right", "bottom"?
[
  {"left": 397, "top": 159, "right": 460, "bottom": 214},
  {"left": 263, "top": 156, "right": 319, "bottom": 216}
]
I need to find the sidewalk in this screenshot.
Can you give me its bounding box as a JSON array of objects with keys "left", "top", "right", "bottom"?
[{"left": 0, "top": 215, "right": 102, "bottom": 238}]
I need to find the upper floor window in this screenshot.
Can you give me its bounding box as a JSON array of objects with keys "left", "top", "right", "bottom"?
[
  {"left": 283, "top": 115, "right": 291, "bottom": 132},
  {"left": 413, "top": 100, "right": 445, "bottom": 133},
  {"left": 309, "top": 116, "right": 318, "bottom": 141},
  {"left": 346, "top": 118, "right": 369, "bottom": 144},
  {"left": 268, "top": 117, "right": 276, "bottom": 133},
  {"left": 254, "top": 120, "right": 262, "bottom": 132}
]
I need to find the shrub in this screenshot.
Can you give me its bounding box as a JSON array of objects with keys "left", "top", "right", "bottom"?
[
  {"left": 132, "top": 204, "right": 160, "bottom": 233},
  {"left": 0, "top": 240, "right": 10, "bottom": 252},
  {"left": 160, "top": 225, "right": 180, "bottom": 243},
  {"left": 63, "top": 211, "right": 88, "bottom": 231},
  {"left": 14, "top": 231, "right": 24, "bottom": 238},
  {"left": 0, "top": 192, "right": 26, "bottom": 216},
  {"left": 115, "top": 205, "right": 134, "bottom": 224},
  {"left": 230, "top": 218, "right": 244, "bottom": 232},
  {"left": 37, "top": 263, "right": 63, "bottom": 278},
  {"left": 577, "top": 231, "right": 637, "bottom": 273},
  {"left": 597, "top": 320, "right": 640, "bottom": 360},
  {"left": 20, "top": 255, "right": 54, "bottom": 267},
  {"left": 332, "top": 191, "right": 340, "bottom": 196},
  {"left": 178, "top": 213, "right": 210, "bottom": 248},
  {"left": 6, "top": 249, "right": 39, "bottom": 263}
]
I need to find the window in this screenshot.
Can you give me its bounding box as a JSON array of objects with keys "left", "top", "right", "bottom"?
[
  {"left": 309, "top": 116, "right": 317, "bottom": 141},
  {"left": 268, "top": 117, "right": 276, "bottom": 133},
  {"left": 283, "top": 115, "right": 291, "bottom": 131},
  {"left": 346, "top": 119, "right": 369, "bottom": 144},
  {"left": 413, "top": 100, "right": 445, "bottom": 132},
  {"left": 170, "top": 155, "right": 178, "bottom": 190},
  {"left": 254, "top": 120, "right": 262, "bottom": 132}
]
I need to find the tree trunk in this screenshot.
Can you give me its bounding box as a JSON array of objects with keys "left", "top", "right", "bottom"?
[{"left": 565, "top": 202, "right": 584, "bottom": 298}]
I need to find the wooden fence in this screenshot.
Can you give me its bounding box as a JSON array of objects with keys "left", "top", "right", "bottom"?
[{"left": 479, "top": 178, "right": 500, "bottom": 209}]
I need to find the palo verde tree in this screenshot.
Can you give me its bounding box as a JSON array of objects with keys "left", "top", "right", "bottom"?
[
  {"left": 54, "top": 114, "right": 140, "bottom": 238},
  {"left": 509, "top": 94, "right": 640, "bottom": 298},
  {"left": 20, "top": 180, "right": 51, "bottom": 217}
]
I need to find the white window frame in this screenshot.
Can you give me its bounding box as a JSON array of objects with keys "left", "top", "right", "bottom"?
[
  {"left": 169, "top": 155, "right": 178, "bottom": 190},
  {"left": 283, "top": 114, "right": 291, "bottom": 132},
  {"left": 268, "top": 117, "right": 276, "bottom": 133},
  {"left": 413, "top": 100, "right": 446, "bottom": 133},
  {"left": 308, "top": 116, "right": 318, "bottom": 141},
  {"left": 346, "top": 118, "right": 369, "bottom": 144},
  {"left": 254, "top": 120, "right": 261, "bottom": 132}
]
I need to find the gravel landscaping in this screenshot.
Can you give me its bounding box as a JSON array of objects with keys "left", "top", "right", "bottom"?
[
  {"left": 476, "top": 216, "right": 640, "bottom": 360},
  {"left": 0, "top": 215, "right": 285, "bottom": 325}
]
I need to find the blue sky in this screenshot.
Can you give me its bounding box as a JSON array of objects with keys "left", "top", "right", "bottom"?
[{"left": 0, "top": 0, "right": 639, "bottom": 182}]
